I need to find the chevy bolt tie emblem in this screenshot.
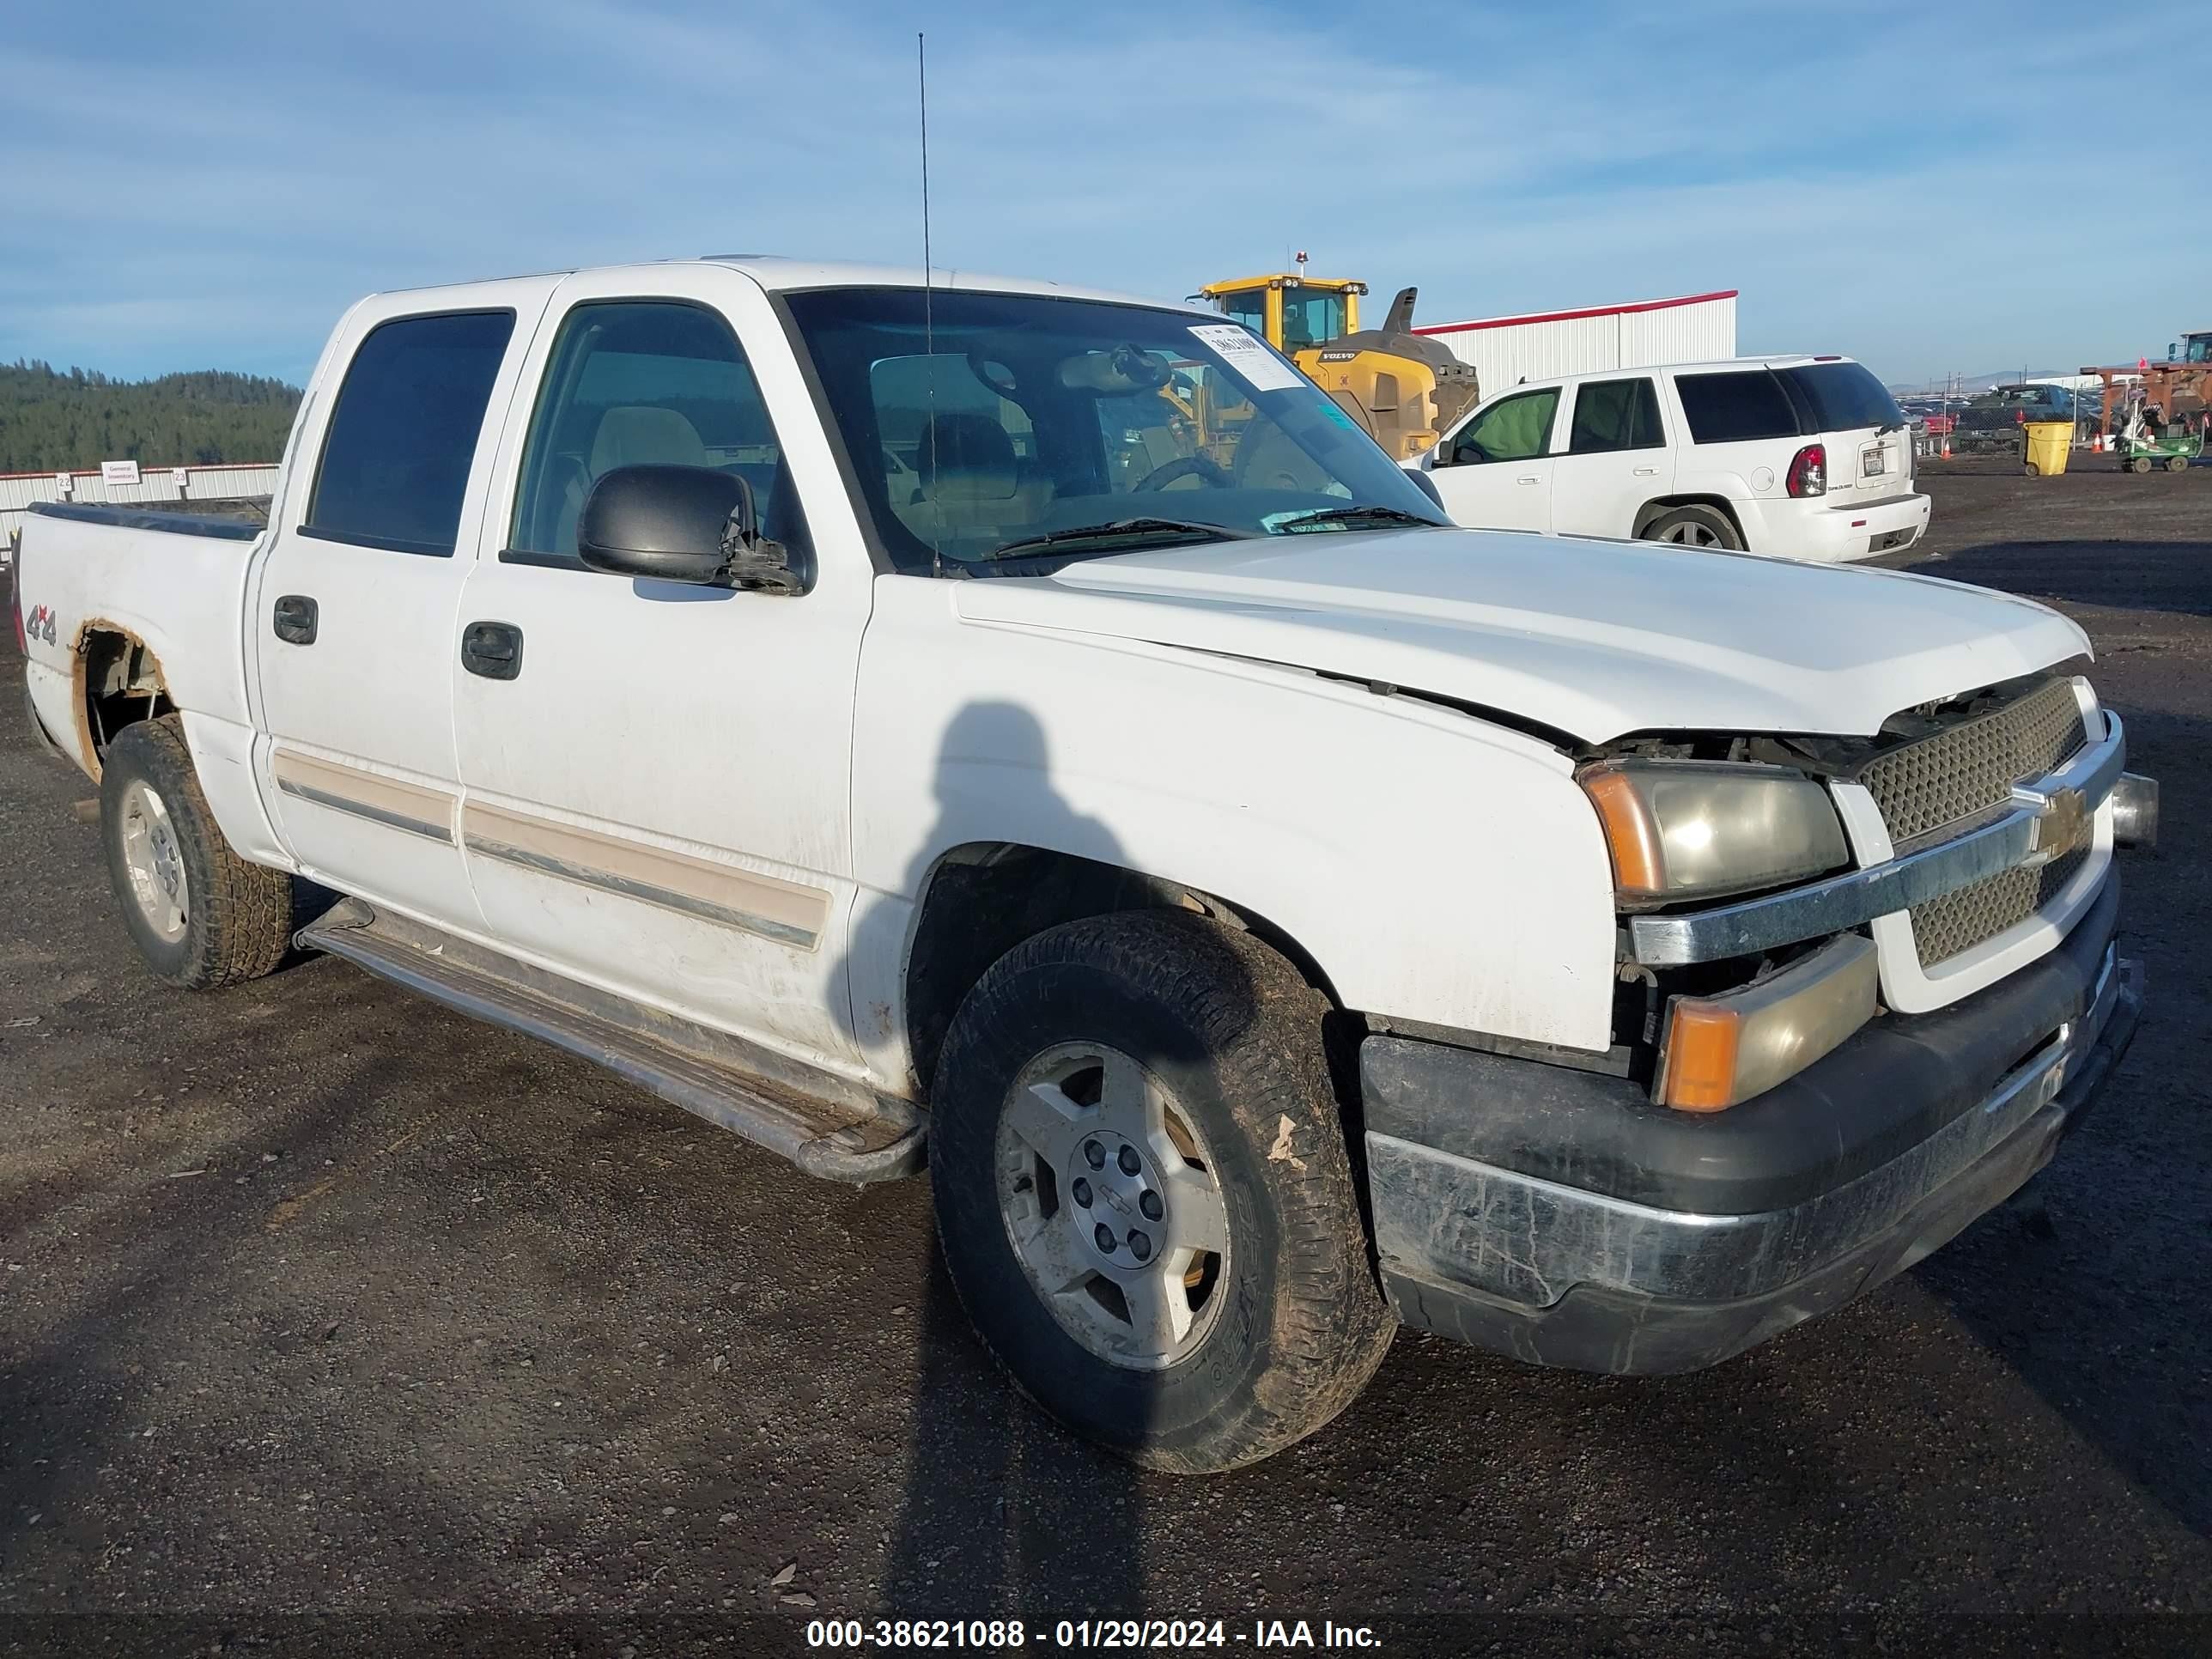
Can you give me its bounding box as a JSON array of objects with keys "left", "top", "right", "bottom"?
[{"left": 2023, "top": 785, "right": 2092, "bottom": 866}]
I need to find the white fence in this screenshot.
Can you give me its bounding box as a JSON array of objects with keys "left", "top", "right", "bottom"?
[
  {"left": 1, "top": 462, "right": 278, "bottom": 549},
  {"left": 1414, "top": 291, "right": 1739, "bottom": 394}
]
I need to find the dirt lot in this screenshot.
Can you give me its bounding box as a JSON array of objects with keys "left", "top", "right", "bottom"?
[{"left": 3, "top": 459, "right": 2209, "bottom": 1656}]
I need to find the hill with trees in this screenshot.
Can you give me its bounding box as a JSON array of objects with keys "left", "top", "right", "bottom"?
[{"left": 0, "top": 360, "right": 300, "bottom": 473}]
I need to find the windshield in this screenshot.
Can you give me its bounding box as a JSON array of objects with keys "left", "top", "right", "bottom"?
[
  {"left": 1278, "top": 285, "right": 1347, "bottom": 350},
  {"left": 782, "top": 287, "right": 1446, "bottom": 574}
]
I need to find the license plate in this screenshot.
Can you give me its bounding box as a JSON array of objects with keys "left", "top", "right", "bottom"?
[{"left": 1863, "top": 448, "right": 1887, "bottom": 477}]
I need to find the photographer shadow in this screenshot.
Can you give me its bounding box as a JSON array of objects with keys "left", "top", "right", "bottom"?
[{"left": 843, "top": 702, "right": 1151, "bottom": 1620}]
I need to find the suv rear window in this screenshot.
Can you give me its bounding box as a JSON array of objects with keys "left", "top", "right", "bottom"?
[
  {"left": 1778, "top": 362, "right": 1904, "bottom": 434},
  {"left": 1674, "top": 371, "right": 1800, "bottom": 444},
  {"left": 306, "top": 309, "right": 515, "bottom": 556}
]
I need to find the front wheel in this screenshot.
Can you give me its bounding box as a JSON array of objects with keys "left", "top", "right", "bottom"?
[
  {"left": 2166, "top": 455, "right": 2190, "bottom": 473},
  {"left": 1640, "top": 503, "right": 1743, "bottom": 550},
  {"left": 2130, "top": 456, "right": 2154, "bottom": 474},
  {"left": 929, "top": 910, "right": 1393, "bottom": 1472},
  {"left": 99, "top": 716, "right": 294, "bottom": 988}
]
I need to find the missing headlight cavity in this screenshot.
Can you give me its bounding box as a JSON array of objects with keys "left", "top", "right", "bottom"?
[{"left": 1581, "top": 661, "right": 2091, "bottom": 781}]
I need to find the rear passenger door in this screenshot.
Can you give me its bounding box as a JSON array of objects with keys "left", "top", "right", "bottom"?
[
  {"left": 250, "top": 288, "right": 551, "bottom": 926},
  {"left": 449, "top": 266, "right": 873, "bottom": 1069},
  {"left": 1550, "top": 376, "right": 1671, "bottom": 538},
  {"left": 1425, "top": 386, "right": 1562, "bottom": 532}
]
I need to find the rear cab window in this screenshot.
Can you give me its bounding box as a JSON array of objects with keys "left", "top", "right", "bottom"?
[
  {"left": 305, "top": 310, "right": 516, "bottom": 555},
  {"left": 1672, "top": 371, "right": 1800, "bottom": 445}
]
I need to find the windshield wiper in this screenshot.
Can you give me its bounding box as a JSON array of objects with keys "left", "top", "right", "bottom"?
[
  {"left": 980, "top": 517, "right": 1256, "bottom": 562},
  {"left": 1267, "top": 504, "right": 1445, "bottom": 533}
]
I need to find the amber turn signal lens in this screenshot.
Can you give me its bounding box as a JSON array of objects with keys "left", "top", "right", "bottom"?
[
  {"left": 1581, "top": 768, "right": 1666, "bottom": 896},
  {"left": 1658, "top": 1000, "right": 1746, "bottom": 1113},
  {"left": 1656, "top": 934, "right": 1880, "bottom": 1112}
]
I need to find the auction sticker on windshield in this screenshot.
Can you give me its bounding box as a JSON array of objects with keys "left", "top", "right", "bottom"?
[{"left": 1189, "top": 324, "right": 1305, "bottom": 393}]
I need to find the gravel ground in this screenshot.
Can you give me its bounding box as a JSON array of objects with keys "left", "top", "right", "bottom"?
[{"left": 3, "top": 458, "right": 2209, "bottom": 1656}]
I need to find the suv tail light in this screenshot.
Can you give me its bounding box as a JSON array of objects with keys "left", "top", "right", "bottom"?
[{"left": 1786, "top": 443, "right": 1826, "bottom": 498}]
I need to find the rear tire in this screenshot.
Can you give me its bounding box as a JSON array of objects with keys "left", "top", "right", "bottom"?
[
  {"left": 100, "top": 716, "right": 293, "bottom": 989},
  {"left": 928, "top": 909, "right": 1393, "bottom": 1472},
  {"left": 2130, "top": 456, "right": 2153, "bottom": 474},
  {"left": 2023, "top": 462, "right": 2039, "bottom": 477},
  {"left": 1641, "top": 503, "right": 1743, "bottom": 550},
  {"left": 2166, "top": 455, "right": 2190, "bottom": 473}
]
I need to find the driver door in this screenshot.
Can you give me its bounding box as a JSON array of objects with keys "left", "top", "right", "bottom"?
[
  {"left": 1426, "top": 386, "right": 1562, "bottom": 532},
  {"left": 449, "top": 264, "right": 874, "bottom": 1071}
]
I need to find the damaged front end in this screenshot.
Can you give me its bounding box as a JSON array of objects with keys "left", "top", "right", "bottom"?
[{"left": 1358, "top": 667, "right": 2152, "bottom": 1374}]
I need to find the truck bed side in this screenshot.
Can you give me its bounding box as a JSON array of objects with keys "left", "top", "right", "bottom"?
[{"left": 18, "top": 502, "right": 288, "bottom": 866}]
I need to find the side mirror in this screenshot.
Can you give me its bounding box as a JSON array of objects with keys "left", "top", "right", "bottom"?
[
  {"left": 1449, "top": 437, "right": 1489, "bottom": 466},
  {"left": 578, "top": 464, "right": 805, "bottom": 594}
]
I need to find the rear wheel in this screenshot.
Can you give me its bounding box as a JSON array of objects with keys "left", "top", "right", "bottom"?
[
  {"left": 2023, "top": 462, "right": 2040, "bottom": 477},
  {"left": 929, "top": 910, "right": 1392, "bottom": 1472},
  {"left": 1641, "top": 503, "right": 1743, "bottom": 550},
  {"left": 2130, "top": 456, "right": 2154, "bottom": 474},
  {"left": 2166, "top": 455, "right": 2190, "bottom": 473},
  {"left": 100, "top": 716, "right": 293, "bottom": 989}
]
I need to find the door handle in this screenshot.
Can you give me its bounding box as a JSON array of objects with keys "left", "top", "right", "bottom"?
[
  {"left": 1516, "top": 475, "right": 1540, "bottom": 485},
  {"left": 271, "top": 594, "right": 318, "bottom": 645},
  {"left": 1633, "top": 466, "right": 1659, "bottom": 477},
  {"left": 461, "top": 620, "right": 524, "bottom": 681}
]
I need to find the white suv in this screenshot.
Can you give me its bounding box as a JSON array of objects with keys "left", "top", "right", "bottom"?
[{"left": 1415, "top": 356, "right": 1930, "bottom": 562}]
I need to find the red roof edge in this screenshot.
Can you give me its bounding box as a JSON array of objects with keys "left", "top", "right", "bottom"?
[{"left": 1413, "top": 289, "right": 1739, "bottom": 337}]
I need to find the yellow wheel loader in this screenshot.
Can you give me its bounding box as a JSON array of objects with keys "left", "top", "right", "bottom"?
[{"left": 1194, "top": 272, "right": 1480, "bottom": 460}]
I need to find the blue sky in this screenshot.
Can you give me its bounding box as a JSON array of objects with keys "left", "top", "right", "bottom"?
[{"left": 4, "top": 0, "right": 2202, "bottom": 389}]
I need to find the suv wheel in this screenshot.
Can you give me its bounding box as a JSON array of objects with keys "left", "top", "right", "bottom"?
[
  {"left": 929, "top": 910, "right": 1393, "bottom": 1472},
  {"left": 1642, "top": 503, "right": 1743, "bottom": 550},
  {"left": 100, "top": 716, "right": 294, "bottom": 989}
]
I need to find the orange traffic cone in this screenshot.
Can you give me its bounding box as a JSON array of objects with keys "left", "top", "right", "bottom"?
[{"left": 1940, "top": 437, "right": 1951, "bottom": 459}]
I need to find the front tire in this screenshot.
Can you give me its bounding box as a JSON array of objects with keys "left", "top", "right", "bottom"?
[
  {"left": 100, "top": 716, "right": 293, "bottom": 989},
  {"left": 929, "top": 910, "right": 1392, "bottom": 1472},
  {"left": 1641, "top": 503, "right": 1743, "bottom": 550}
]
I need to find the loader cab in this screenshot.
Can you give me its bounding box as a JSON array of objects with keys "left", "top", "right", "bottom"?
[{"left": 1195, "top": 275, "right": 1365, "bottom": 354}]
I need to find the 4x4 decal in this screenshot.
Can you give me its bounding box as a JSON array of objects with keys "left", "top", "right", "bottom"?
[{"left": 25, "top": 603, "right": 58, "bottom": 647}]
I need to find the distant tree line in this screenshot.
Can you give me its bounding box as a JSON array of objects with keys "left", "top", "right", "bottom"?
[{"left": 0, "top": 360, "right": 301, "bottom": 473}]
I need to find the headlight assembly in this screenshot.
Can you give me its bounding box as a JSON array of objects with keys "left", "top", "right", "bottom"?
[{"left": 1579, "top": 760, "right": 1850, "bottom": 908}]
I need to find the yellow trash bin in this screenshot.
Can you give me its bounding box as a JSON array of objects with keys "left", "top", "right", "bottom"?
[{"left": 2022, "top": 421, "right": 2071, "bottom": 477}]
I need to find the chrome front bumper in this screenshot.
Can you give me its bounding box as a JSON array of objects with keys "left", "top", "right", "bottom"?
[
  {"left": 1629, "top": 712, "right": 2134, "bottom": 967},
  {"left": 1364, "top": 889, "right": 2142, "bottom": 1375}
]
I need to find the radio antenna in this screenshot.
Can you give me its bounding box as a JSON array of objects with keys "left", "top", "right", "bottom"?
[{"left": 918, "top": 31, "right": 942, "bottom": 578}]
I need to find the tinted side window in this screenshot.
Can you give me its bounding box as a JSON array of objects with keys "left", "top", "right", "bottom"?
[
  {"left": 1777, "top": 363, "right": 1904, "bottom": 434},
  {"left": 1569, "top": 378, "right": 1662, "bottom": 453},
  {"left": 508, "top": 301, "right": 807, "bottom": 568},
  {"left": 1450, "top": 388, "right": 1560, "bottom": 464},
  {"left": 307, "top": 310, "right": 514, "bottom": 555},
  {"left": 1674, "top": 371, "right": 1801, "bottom": 444}
]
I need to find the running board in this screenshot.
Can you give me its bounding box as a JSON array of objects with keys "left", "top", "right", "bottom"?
[{"left": 296, "top": 900, "right": 924, "bottom": 1183}]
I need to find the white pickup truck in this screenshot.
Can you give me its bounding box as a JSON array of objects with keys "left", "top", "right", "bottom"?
[{"left": 13, "top": 258, "right": 2154, "bottom": 1472}]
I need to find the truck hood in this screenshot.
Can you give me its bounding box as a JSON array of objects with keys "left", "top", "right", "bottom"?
[{"left": 953, "top": 527, "right": 2090, "bottom": 744}]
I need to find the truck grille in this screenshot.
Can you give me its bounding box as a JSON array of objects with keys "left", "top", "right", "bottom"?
[
  {"left": 1851, "top": 677, "right": 2090, "bottom": 969},
  {"left": 1907, "top": 846, "right": 2088, "bottom": 968},
  {"left": 1856, "top": 677, "right": 2086, "bottom": 846}
]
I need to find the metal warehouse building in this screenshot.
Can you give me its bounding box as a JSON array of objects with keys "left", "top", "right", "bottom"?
[
  {"left": 1413, "top": 289, "right": 1738, "bottom": 392},
  {"left": 1, "top": 462, "right": 278, "bottom": 548}
]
